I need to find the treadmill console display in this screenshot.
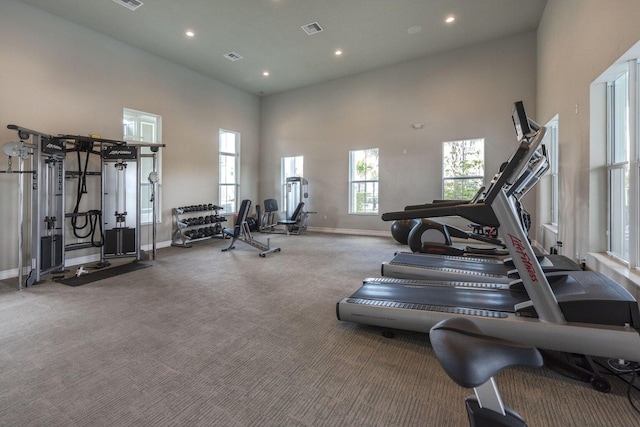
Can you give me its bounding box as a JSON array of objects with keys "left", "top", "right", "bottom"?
[{"left": 512, "top": 100, "right": 531, "bottom": 140}]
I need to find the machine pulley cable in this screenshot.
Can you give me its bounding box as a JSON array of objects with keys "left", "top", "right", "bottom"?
[{"left": 69, "top": 141, "right": 103, "bottom": 246}]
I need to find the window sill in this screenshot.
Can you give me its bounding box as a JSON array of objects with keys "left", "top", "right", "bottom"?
[
  {"left": 587, "top": 252, "right": 640, "bottom": 299},
  {"left": 542, "top": 223, "right": 558, "bottom": 234}
]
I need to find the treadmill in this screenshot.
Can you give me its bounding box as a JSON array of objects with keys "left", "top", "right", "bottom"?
[
  {"left": 382, "top": 250, "right": 581, "bottom": 283},
  {"left": 336, "top": 101, "right": 640, "bottom": 363},
  {"left": 381, "top": 121, "right": 581, "bottom": 283}
]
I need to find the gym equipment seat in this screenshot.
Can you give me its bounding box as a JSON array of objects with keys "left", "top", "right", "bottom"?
[
  {"left": 277, "top": 202, "right": 308, "bottom": 235},
  {"left": 429, "top": 318, "right": 543, "bottom": 427}
]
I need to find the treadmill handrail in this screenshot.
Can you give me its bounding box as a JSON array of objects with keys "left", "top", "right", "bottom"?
[
  {"left": 507, "top": 146, "right": 548, "bottom": 197},
  {"left": 483, "top": 141, "right": 531, "bottom": 204},
  {"left": 382, "top": 203, "right": 499, "bottom": 227}
]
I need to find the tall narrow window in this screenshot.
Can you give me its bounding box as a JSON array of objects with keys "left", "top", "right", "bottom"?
[
  {"left": 607, "top": 69, "right": 630, "bottom": 261},
  {"left": 546, "top": 116, "right": 560, "bottom": 225},
  {"left": 219, "top": 129, "right": 240, "bottom": 213},
  {"left": 594, "top": 42, "right": 640, "bottom": 270},
  {"left": 281, "top": 156, "right": 303, "bottom": 210},
  {"left": 442, "top": 139, "right": 484, "bottom": 200},
  {"left": 123, "top": 108, "right": 162, "bottom": 224},
  {"left": 349, "top": 148, "right": 379, "bottom": 214}
]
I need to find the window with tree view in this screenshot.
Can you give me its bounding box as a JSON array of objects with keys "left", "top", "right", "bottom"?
[
  {"left": 349, "top": 148, "right": 379, "bottom": 214},
  {"left": 442, "top": 139, "right": 484, "bottom": 200}
]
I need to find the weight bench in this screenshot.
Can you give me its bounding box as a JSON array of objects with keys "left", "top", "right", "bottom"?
[{"left": 222, "top": 199, "right": 281, "bottom": 257}]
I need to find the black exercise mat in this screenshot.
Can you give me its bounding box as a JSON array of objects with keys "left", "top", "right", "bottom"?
[{"left": 57, "top": 262, "right": 151, "bottom": 287}]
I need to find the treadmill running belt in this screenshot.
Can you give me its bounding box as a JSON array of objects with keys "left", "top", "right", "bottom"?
[
  {"left": 389, "top": 252, "right": 514, "bottom": 276},
  {"left": 387, "top": 252, "right": 582, "bottom": 278},
  {"left": 349, "top": 281, "right": 528, "bottom": 313}
]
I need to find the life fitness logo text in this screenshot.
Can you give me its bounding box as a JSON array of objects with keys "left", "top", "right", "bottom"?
[{"left": 507, "top": 233, "right": 538, "bottom": 282}]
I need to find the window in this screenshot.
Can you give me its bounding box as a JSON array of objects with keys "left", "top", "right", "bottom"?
[
  {"left": 219, "top": 129, "right": 240, "bottom": 213},
  {"left": 282, "top": 156, "right": 303, "bottom": 210},
  {"left": 349, "top": 148, "right": 379, "bottom": 214},
  {"left": 442, "top": 139, "right": 484, "bottom": 200},
  {"left": 607, "top": 68, "right": 631, "bottom": 262},
  {"left": 545, "top": 116, "right": 560, "bottom": 225},
  {"left": 123, "top": 108, "right": 162, "bottom": 224}
]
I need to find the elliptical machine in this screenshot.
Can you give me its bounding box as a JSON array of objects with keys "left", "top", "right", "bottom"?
[
  {"left": 404, "top": 160, "right": 536, "bottom": 258},
  {"left": 407, "top": 218, "right": 507, "bottom": 256}
]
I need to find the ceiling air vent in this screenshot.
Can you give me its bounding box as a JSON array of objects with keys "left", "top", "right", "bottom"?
[
  {"left": 112, "top": 0, "right": 143, "bottom": 11},
  {"left": 223, "top": 52, "right": 244, "bottom": 62},
  {"left": 301, "top": 22, "right": 323, "bottom": 35}
]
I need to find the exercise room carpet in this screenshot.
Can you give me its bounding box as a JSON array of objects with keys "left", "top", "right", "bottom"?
[{"left": 0, "top": 233, "right": 638, "bottom": 426}]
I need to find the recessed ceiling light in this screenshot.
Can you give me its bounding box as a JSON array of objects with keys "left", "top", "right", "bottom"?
[
  {"left": 445, "top": 15, "right": 455, "bottom": 24},
  {"left": 407, "top": 26, "right": 422, "bottom": 34},
  {"left": 185, "top": 30, "right": 195, "bottom": 37},
  {"left": 263, "top": 71, "right": 270, "bottom": 77},
  {"left": 335, "top": 49, "right": 343, "bottom": 56}
]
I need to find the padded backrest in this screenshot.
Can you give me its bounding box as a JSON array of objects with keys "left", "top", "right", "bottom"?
[
  {"left": 264, "top": 198, "right": 278, "bottom": 212},
  {"left": 290, "top": 202, "right": 304, "bottom": 220},
  {"left": 233, "top": 199, "right": 252, "bottom": 235}
]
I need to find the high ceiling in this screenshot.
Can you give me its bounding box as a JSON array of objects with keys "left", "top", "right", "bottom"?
[{"left": 17, "top": 0, "right": 547, "bottom": 96}]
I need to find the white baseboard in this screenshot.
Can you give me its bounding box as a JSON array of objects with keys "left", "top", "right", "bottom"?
[
  {"left": 0, "top": 267, "right": 26, "bottom": 281},
  {"left": 308, "top": 227, "right": 391, "bottom": 238}
]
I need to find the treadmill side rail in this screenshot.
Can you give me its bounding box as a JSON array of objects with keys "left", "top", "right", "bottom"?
[{"left": 336, "top": 298, "right": 640, "bottom": 361}]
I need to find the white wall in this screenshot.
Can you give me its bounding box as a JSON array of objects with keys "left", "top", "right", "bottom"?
[
  {"left": 260, "top": 32, "right": 538, "bottom": 234},
  {"left": 0, "top": 0, "right": 260, "bottom": 276},
  {"left": 536, "top": 0, "right": 640, "bottom": 262}
]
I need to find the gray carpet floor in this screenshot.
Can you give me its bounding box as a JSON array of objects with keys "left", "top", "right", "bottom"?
[{"left": 0, "top": 232, "right": 638, "bottom": 426}]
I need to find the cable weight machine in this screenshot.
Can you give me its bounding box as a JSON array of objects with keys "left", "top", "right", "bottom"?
[
  {"left": 3, "top": 125, "right": 66, "bottom": 288},
  {"left": 101, "top": 144, "right": 140, "bottom": 264},
  {"left": 3, "top": 125, "right": 163, "bottom": 287},
  {"left": 284, "top": 176, "right": 308, "bottom": 219},
  {"left": 61, "top": 134, "right": 163, "bottom": 268}
]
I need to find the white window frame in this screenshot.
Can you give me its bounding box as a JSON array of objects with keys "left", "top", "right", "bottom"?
[
  {"left": 219, "top": 129, "right": 240, "bottom": 214},
  {"left": 545, "top": 116, "right": 560, "bottom": 226},
  {"left": 349, "top": 148, "right": 379, "bottom": 214},
  {"left": 123, "top": 108, "right": 162, "bottom": 224},
  {"left": 442, "top": 138, "right": 485, "bottom": 200},
  {"left": 606, "top": 60, "right": 639, "bottom": 266}
]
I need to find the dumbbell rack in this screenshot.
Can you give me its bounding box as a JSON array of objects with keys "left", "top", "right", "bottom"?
[{"left": 171, "top": 204, "right": 227, "bottom": 248}]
